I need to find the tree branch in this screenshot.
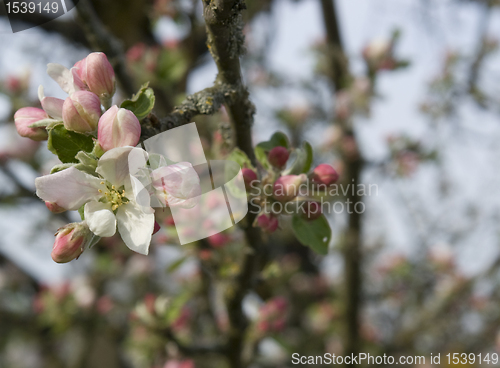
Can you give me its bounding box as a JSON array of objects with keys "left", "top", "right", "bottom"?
[
  {"left": 321, "top": 0, "right": 363, "bottom": 362},
  {"left": 202, "top": 0, "right": 257, "bottom": 165},
  {"left": 320, "top": 0, "right": 350, "bottom": 91},
  {"left": 140, "top": 83, "right": 233, "bottom": 140}
]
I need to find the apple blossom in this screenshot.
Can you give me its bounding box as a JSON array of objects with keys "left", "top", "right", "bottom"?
[
  {"left": 37, "top": 86, "right": 64, "bottom": 121},
  {"left": 14, "top": 107, "right": 49, "bottom": 141},
  {"left": 242, "top": 168, "right": 258, "bottom": 191},
  {"left": 36, "top": 147, "right": 155, "bottom": 255},
  {"left": 256, "top": 213, "right": 279, "bottom": 233},
  {"left": 309, "top": 164, "right": 339, "bottom": 186},
  {"left": 97, "top": 106, "right": 141, "bottom": 151},
  {"left": 51, "top": 222, "right": 93, "bottom": 263},
  {"left": 268, "top": 146, "right": 289, "bottom": 169},
  {"left": 150, "top": 162, "right": 201, "bottom": 209},
  {"left": 62, "top": 91, "right": 102, "bottom": 133},
  {"left": 302, "top": 201, "right": 322, "bottom": 221},
  {"left": 73, "top": 52, "right": 116, "bottom": 106},
  {"left": 46, "top": 63, "right": 86, "bottom": 96},
  {"left": 273, "top": 174, "right": 306, "bottom": 202}
]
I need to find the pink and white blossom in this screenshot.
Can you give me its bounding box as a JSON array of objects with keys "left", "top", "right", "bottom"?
[
  {"left": 62, "top": 91, "right": 102, "bottom": 133},
  {"left": 36, "top": 147, "right": 155, "bottom": 255},
  {"left": 14, "top": 107, "right": 49, "bottom": 141},
  {"left": 97, "top": 106, "right": 141, "bottom": 151},
  {"left": 150, "top": 162, "right": 201, "bottom": 209}
]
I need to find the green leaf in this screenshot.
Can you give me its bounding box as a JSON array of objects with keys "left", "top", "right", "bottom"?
[
  {"left": 50, "top": 163, "right": 75, "bottom": 174},
  {"left": 255, "top": 145, "right": 271, "bottom": 169},
  {"left": 291, "top": 214, "right": 331, "bottom": 255},
  {"left": 121, "top": 82, "right": 156, "bottom": 120},
  {"left": 256, "top": 131, "right": 290, "bottom": 151},
  {"left": 284, "top": 141, "right": 314, "bottom": 175},
  {"left": 47, "top": 125, "right": 95, "bottom": 164},
  {"left": 78, "top": 205, "right": 85, "bottom": 220},
  {"left": 228, "top": 148, "right": 253, "bottom": 169}
]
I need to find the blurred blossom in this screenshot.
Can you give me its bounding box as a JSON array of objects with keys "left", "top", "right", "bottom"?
[
  {"left": 171, "top": 306, "right": 191, "bottom": 332},
  {"left": 127, "top": 43, "right": 148, "bottom": 62},
  {"left": 257, "top": 297, "right": 288, "bottom": 333},
  {"left": 0, "top": 127, "right": 40, "bottom": 162},
  {"left": 97, "top": 296, "right": 114, "bottom": 315},
  {"left": 163, "top": 360, "right": 195, "bottom": 368},
  {"left": 306, "top": 302, "right": 336, "bottom": 334},
  {"left": 207, "top": 232, "right": 231, "bottom": 248},
  {"left": 428, "top": 243, "right": 455, "bottom": 270}
]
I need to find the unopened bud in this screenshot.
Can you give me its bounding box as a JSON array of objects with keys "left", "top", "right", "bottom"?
[
  {"left": 309, "top": 164, "right": 339, "bottom": 186},
  {"left": 268, "top": 146, "right": 290, "bottom": 169},
  {"left": 97, "top": 106, "right": 141, "bottom": 151},
  {"left": 273, "top": 174, "right": 306, "bottom": 202},
  {"left": 45, "top": 201, "right": 66, "bottom": 214},
  {"left": 62, "top": 91, "right": 102, "bottom": 133},
  {"left": 256, "top": 214, "right": 279, "bottom": 233},
  {"left": 302, "top": 201, "right": 322, "bottom": 221},
  {"left": 242, "top": 168, "right": 258, "bottom": 191},
  {"left": 14, "top": 107, "right": 49, "bottom": 141},
  {"left": 74, "top": 52, "right": 116, "bottom": 106},
  {"left": 51, "top": 222, "right": 92, "bottom": 263}
]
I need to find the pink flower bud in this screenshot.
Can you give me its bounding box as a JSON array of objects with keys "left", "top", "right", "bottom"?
[
  {"left": 256, "top": 214, "right": 279, "bottom": 233},
  {"left": 242, "top": 168, "right": 258, "bottom": 191},
  {"left": 268, "top": 146, "right": 290, "bottom": 169},
  {"left": 273, "top": 174, "right": 306, "bottom": 202},
  {"left": 62, "top": 91, "right": 102, "bottom": 133},
  {"left": 97, "top": 106, "right": 141, "bottom": 151},
  {"left": 207, "top": 233, "right": 230, "bottom": 248},
  {"left": 45, "top": 201, "right": 66, "bottom": 214},
  {"left": 51, "top": 222, "right": 91, "bottom": 263},
  {"left": 14, "top": 107, "right": 49, "bottom": 141},
  {"left": 74, "top": 53, "right": 116, "bottom": 104},
  {"left": 302, "top": 201, "right": 322, "bottom": 221},
  {"left": 310, "top": 164, "right": 339, "bottom": 186}
]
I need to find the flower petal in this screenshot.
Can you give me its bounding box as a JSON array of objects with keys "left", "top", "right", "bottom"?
[
  {"left": 151, "top": 162, "right": 201, "bottom": 208},
  {"left": 84, "top": 201, "right": 117, "bottom": 237},
  {"left": 116, "top": 201, "right": 154, "bottom": 255},
  {"left": 38, "top": 86, "right": 64, "bottom": 120},
  {"left": 96, "top": 146, "right": 147, "bottom": 187},
  {"left": 46, "top": 63, "right": 76, "bottom": 95},
  {"left": 35, "top": 167, "right": 105, "bottom": 210}
]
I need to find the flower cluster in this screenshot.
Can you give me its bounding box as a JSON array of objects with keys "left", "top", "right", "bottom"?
[
  {"left": 239, "top": 140, "right": 339, "bottom": 236},
  {"left": 14, "top": 53, "right": 198, "bottom": 263},
  {"left": 257, "top": 297, "right": 288, "bottom": 333}
]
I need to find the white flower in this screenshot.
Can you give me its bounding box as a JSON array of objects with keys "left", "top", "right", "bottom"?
[{"left": 35, "top": 147, "right": 155, "bottom": 255}]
